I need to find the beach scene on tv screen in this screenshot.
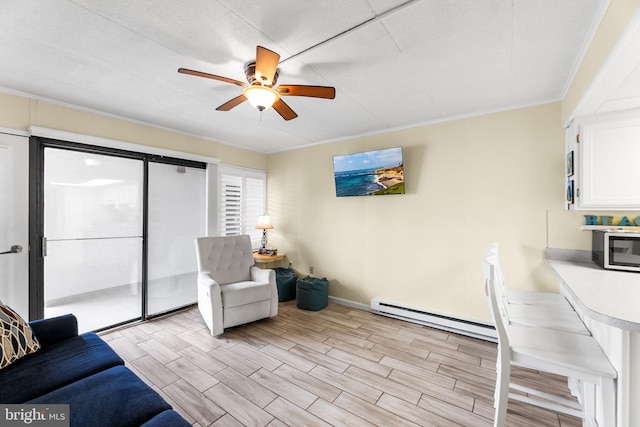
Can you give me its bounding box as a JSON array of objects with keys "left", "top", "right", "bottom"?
[{"left": 333, "top": 147, "right": 405, "bottom": 197}]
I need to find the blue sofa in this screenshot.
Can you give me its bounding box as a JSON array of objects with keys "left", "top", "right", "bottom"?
[{"left": 0, "top": 314, "right": 190, "bottom": 427}]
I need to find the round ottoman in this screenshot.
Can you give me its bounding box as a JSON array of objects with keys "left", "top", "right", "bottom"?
[
  {"left": 296, "top": 276, "right": 329, "bottom": 311},
  {"left": 274, "top": 267, "right": 297, "bottom": 302}
]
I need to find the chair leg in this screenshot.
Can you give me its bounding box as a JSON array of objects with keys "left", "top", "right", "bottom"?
[{"left": 494, "top": 349, "right": 510, "bottom": 427}]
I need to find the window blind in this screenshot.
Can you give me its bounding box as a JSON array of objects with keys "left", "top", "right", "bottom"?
[{"left": 219, "top": 166, "right": 266, "bottom": 247}]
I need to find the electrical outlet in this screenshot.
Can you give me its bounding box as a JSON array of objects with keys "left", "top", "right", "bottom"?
[{"left": 309, "top": 266, "right": 314, "bottom": 274}]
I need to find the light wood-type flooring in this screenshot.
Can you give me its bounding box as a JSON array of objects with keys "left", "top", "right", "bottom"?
[{"left": 100, "top": 301, "right": 581, "bottom": 427}]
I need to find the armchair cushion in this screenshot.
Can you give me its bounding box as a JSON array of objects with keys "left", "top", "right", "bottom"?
[
  {"left": 195, "top": 235, "right": 254, "bottom": 285},
  {"left": 221, "top": 281, "right": 272, "bottom": 308}
]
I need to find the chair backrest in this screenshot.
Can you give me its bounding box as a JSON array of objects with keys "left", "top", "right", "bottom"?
[
  {"left": 484, "top": 253, "right": 510, "bottom": 355},
  {"left": 195, "top": 235, "right": 254, "bottom": 285},
  {"left": 486, "top": 243, "right": 511, "bottom": 304},
  {"left": 483, "top": 242, "right": 499, "bottom": 281}
]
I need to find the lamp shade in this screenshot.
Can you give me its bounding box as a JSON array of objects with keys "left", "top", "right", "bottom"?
[
  {"left": 243, "top": 86, "right": 279, "bottom": 111},
  {"left": 255, "top": 215, "right": 273, "bottom": 230}
]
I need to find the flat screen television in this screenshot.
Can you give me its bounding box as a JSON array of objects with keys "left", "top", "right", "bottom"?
[{"left": 333, "top": 146, "right": 405, "bottom": 197}]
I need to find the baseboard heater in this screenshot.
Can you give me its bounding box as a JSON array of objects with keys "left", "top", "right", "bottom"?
[{"left": 370, "top": 299, "right": 497, "bottom": 342}]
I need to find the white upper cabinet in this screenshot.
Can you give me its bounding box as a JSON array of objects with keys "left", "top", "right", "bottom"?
[{"left": 567, "top": 110, "right": 640, "bottom": 210}]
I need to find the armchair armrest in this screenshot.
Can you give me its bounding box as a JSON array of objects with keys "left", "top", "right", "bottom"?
[
  {"left": 198, "top": 272, "right": 220, "bottom": 288},
  {"left": 250, "top": 266, "right": 278, "bottom": 317},
  {"left": 29, "top": 314, "right": 78, "bottom": 348},
  {"left": 197, "top": 272, "right": 224, "bottom": 336},
  {"left": 250, "top": 266, "right": 275, "bottom": 284}
]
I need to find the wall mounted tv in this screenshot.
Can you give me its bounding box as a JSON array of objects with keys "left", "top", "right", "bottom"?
[{"left": 333, "top": 146, "right": 405, "bottom": 197}]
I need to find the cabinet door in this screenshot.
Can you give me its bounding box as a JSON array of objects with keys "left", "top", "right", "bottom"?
[{"left": 571, "top": 114, "right": 640, "bottom": 210}]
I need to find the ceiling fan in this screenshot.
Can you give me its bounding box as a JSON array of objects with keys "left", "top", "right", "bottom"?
[{"left": 178, "top": 46, "right": 335, "bottom": 121}]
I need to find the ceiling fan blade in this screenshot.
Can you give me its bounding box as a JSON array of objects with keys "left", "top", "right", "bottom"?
[
  {"left": 255, "top": 46, "right": 280, "bottom": 85},
  {"left": 272, "top": 99, "right": 298, "bottom": 121},
  {"left": 216, "top": 95, "right": 247, "bottom": 111},
  {"left": 178, "top": 68, "right": 246, "bottom": 87},
  {"left": 277, "top": 85, "right": 336, "bottom": 99}
]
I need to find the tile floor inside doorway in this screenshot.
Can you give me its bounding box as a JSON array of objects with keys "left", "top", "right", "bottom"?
[{"left": 45, "top": 273, "right": 197, "bottom": 333}]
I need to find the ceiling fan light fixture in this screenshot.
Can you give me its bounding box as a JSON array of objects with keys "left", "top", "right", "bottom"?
[{"left": 243, "top": 85, "right": 279, "bottom": 111}]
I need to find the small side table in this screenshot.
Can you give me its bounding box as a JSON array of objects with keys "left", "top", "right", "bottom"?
[{"left": 253, "top": 252, "right": 285, "bottom": 269}]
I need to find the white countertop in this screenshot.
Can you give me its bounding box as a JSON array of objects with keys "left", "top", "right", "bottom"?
[{"left": 546, "top": 259, "right": 640, "bottom": 331}]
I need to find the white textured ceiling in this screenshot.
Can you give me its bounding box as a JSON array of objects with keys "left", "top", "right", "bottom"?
[{"left": 0, "top": 0, "right": 609, "bottom": 153}]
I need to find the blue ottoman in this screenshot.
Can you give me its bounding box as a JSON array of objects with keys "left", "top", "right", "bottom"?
[
  {"left": 274, "top": 267, "right": 297, "bottom": 301},
  {"left": 296, "top": 276, "right": 329, "bottom": 311}
]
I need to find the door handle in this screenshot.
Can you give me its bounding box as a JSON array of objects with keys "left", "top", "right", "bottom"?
[{"left": 0, "top": 245, "right": 22, "bottom": 255}]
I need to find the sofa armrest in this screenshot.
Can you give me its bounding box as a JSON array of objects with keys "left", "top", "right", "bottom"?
[{"left": 29, "top": 314, "right": 78, "bottom": 348}]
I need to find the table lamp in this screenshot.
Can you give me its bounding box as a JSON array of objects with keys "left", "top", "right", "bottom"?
[{"left": 255, "top": 215, "right": 273, "bottom": 250}]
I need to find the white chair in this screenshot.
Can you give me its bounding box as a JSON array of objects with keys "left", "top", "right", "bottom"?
[
  {"left": 195, "top": 235, "right": 278, "bottom": 336},
  {"left": 488, "top": 242, "right": 575, "bottom": 310},
  {"left": 485, "top": 245, "right": 590, "bottom": 335},
  {"left": 484, "top": 254, "right": 617, "bottom": 427}
]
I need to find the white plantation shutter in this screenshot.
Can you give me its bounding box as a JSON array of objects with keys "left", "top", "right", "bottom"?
[
  {"left": 244, "top": 177, "right": 265, "bottom": 243},
  {"left": 219, "top": 166, "right": 266, "bottom": 248},
  {"left": 220, "top": 174, "right": 243, "bottom": 236}
]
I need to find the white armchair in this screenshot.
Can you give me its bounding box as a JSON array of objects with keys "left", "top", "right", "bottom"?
[{"left": 194, "top": 235, "right": 278, "bottom": 336}]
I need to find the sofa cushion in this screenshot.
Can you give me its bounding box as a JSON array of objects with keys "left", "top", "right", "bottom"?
[
  {"left": 28, "top": 365, "right": 172, "bottom": 427},
  {"left": 0, "top": 332, "right": 123, "bottom": 403},
  {"left": 221, "top": 280, "right": 272, "bottom": 308},
  {"left": 141, "top": 410, "right": 192, "bottom": 427},
  {"left": 0, "top": 304, "right": 41, "bottom": 369}
]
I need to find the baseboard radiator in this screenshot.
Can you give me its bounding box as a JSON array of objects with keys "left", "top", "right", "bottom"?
[{"left": 370, "top": 299, "right": 497, "bottom": 342}]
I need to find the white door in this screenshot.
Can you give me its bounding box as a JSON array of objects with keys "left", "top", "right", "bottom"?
[{"left": 0, "top": 132, "right": 29, "bottom": 318}]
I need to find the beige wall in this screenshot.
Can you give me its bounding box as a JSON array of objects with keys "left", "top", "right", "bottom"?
[
  {"left": 0, "top": 92, "right": 266, "bottom": 170},
  {"left": 267, "top": 103, "right": 571, "bottom": 323}
]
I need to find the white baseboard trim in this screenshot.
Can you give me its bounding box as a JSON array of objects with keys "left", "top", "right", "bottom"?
[
  {"left": 327, "top": 295, "right": 496, "bottom": 342},
  {"left": 328, "top": 296, "right": 370, "bottom": 312}
]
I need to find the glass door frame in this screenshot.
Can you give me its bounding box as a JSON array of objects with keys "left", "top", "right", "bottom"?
[{"left": 28, "top": 136, "right": 205, "bottom": 328}]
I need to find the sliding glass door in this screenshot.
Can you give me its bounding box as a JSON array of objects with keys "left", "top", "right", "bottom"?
[
  {"left": 37, "top": 141, "right": 206, "bottom": 333},
  {"left": 147, "top": 162, "right": 205, "bottom": 315},
  {"left": 43, "top": 148, "right": 143, "bottom": 332}
]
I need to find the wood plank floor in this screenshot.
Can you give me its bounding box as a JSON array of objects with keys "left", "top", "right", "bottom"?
[{"left": 100, "top": 301, "right": 582, "bottom": 427}]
